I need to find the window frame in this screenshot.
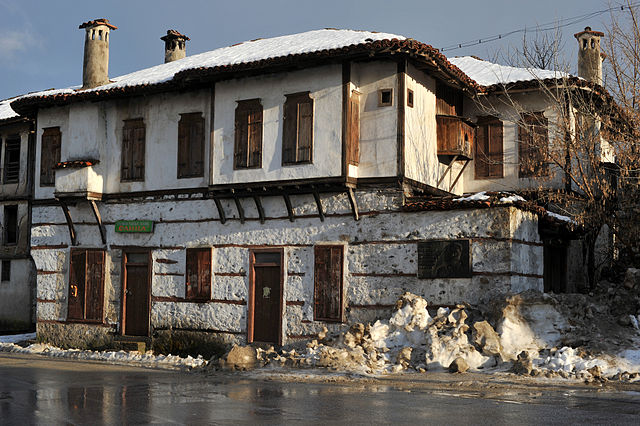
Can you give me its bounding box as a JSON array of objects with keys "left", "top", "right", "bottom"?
[
  {"left": 234, "top": 99, "right": 263, "bottom": 169},
  {"left": 282, "top": 92, "right": 314, "bottom": 166},
  {"left": 3, "top": 135, "right": 20, "bottom": 184},
  {"left": 185, "top": 247, "right": 212, "bottom": 301},
  {"left": 378, "top": 88, "right": 393, "bottom": 107},
  {"left": 3, "top": 205, "right": 18, "bottom": 246},
  {"left": 67, "top": 248, "right": 106, "bottom": 323},
  {"left": 40, "top": 127, "right": 61, "bottom": 187},
  {"left": 177, "top": 112, "right": 205, "bottom": 179},
  {"left": 121, "top": 118, "right": 146, "bottom": 182},
  {"left": 313, "top": 244, "right": 345, "bottom": 322},
  {"left": 475, "top": 116, "right": 504, "bottom": 179}
]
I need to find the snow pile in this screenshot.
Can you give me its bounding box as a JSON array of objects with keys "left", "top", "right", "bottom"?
[
  {"left": 0, "top": 332, "right": 35, "bottom": 344},
  {"left": 0, "top": 342, "right": 206, "bottom": 370},
  {"left": 448, "top": 56, "right": 570, "bottom": 87},
  {"left": 545, "top": 211, "right": 573, "bottom": 223},
  {"left": 499, "top": 194, "right": 526, "bottom": 203},
  {"left": 453, "top": 191, "right": 490, "bottom": 202}
]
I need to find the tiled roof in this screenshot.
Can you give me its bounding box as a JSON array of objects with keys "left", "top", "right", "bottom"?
[
  {"left": 79, "top": 19, "right": 117, "bottom": 30},
  {"left": 161, "top": 30, "right": 190, "bottom": 41}
]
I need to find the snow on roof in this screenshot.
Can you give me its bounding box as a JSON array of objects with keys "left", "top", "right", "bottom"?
[
  {"left": 448, "top": 56, "right": 570, "bottom": 87},
  {"left": 0, "top": 98, "right": 19, "bottom": 122},
  {"left": 19, "top": 29, "right": 405, "bottom": 100}
]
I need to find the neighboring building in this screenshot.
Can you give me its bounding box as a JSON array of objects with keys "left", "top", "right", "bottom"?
[
  {"left": 0, "top": 98, "right": 36, "bottom": 332},
  {"left": 11, "top": 20, "right": 602, "bottom": 350}
]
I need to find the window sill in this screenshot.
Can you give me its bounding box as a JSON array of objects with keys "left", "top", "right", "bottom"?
[
  {"left": 178, "top": 174, "right": 204, "bottom": 179},
  {"left": 282, "top": 161, "right": 313, "bottom": 167}
]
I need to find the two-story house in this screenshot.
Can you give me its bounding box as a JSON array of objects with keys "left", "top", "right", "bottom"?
[
  {"left": 13, "top": 20, "right": 588, "bottom": 350},
  {"left": 0, "top": 97, "right": 36, "bottom": 332}
]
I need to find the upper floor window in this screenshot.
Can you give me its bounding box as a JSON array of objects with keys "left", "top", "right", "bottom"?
[
  {"left": 121, "top": 119, "right": 145, "bottom": 182},
  {"left": 3, "top": 135, "right": 20, "bottom": 183},
  {"left": 475, "top": 116, "right": 503, "bottom": 179},
  {"left": 518, "top": 112, "right": 548, "bottom": 178},
  {"left": 178, "top": 112, "right": 205, "bottom": 178},
  {"left": 40, "top": 127, "right": 61, "bottom": 187},
  {"left": 282, "top": 92, "right": 313, "bottom": 165},
  {"left": 3, "top": 205, "right": 17, "bottom": 245},
  {"left": 234, "top": 99, "right": 263, "bottom": 169}
]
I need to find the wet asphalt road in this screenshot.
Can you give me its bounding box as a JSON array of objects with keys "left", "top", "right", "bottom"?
[{"left": 1, "top": 353, "right": 639, "bottom": 425}]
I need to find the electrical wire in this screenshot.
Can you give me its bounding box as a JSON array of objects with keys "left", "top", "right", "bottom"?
[{"left": 440, "top": 2, "right": 640, "bottom": 52}]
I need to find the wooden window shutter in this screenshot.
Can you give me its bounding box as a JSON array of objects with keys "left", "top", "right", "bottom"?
[
  {"left": 475, "top": 122, "right": 490, "bottom": 178},
  {"left": 122, "top": 119, "right": 144, "bottom": 181},
  {"left": 178, "top": 113, "right": 205, "bottom": 178},
  {"left": 475, "top": 117, "right": 503, "bottom": 178},
  {"left": 314, "top": 245, "right": 344, "bottom": 322},
  {"left": 40, "top": 127, "right": 61, "bottom": 187},
  {"left": 85, "top": 250, "right": 105, "bottom": 321},
  {"left": 346, "top": 91, "right": 360, "bottom": 166},
  {"left": 234, "top": 107, "right": 249, "bottom": 168},
  {"left": 234, "top": 100, "right": 262, "bottom": 169},
  {"left": 186, "top": 249, "right": 198, "bottom": 299},
  {"left": 519, "top": 112, "right": 548, "bottom": 177},
  {"left": 488, "top": 120, "right": 504, "bottom": 177},
  {"left": 68, "top": 250, "right": 86, "bottom": 320},
  {"left": 248, "top": 108, "right": 263, "bottom": 168},
  {"left": 283, "top": 93, "right": 313, "bottom": 165},
  {"left": 3, "top": 136, "right": 21, "bottom": 183},
  {"left": 186, "top": 248, "right": 211, "bottom": 300}
]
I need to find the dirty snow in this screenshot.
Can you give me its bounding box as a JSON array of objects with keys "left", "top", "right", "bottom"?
[
  {"left": 0, "top": 98, "right": 19, "bottom": 121},
  {"left": 0, "top": 332, "right": 36, "bottom": 343},
  {"left": 499, "top": 194, "right": 526, "bottom": 203},
  {"left": 546, "top": 211, "right": 573, "bottom": 222},
  {"left": 0, "top": 341, "right": 206, "bottom": 370},
  {"left": 453, "top": 191, "right": 490, "bottom": 202},
  {"left": 448, "top": 56, "right": 570, "bottom": 87},
  {"left": 18, "top": 29, "right": 405, "bottom": 101}
]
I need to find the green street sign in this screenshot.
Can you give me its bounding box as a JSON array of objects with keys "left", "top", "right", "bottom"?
[{"left": 115, "top": 220, "right": 154, "bottom": 233}]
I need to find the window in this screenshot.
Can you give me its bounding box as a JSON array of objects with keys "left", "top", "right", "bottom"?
[
  {"left": 417, "top": 240, "right": 472, "bottom": 279},
  {"left": 178, "top": 112, "right": 205, "bottom": 178},
  {"left": 407, "top": 89, "right": 414, "bottom": 108},
  {"left": 185, "top": 248, "right": 211, "bottom": 300},
  {"left": 234, "top": 99, "right": 263, "bottom": 169},
  {"left": 68, "top": 249, "right": 105, "bottom": 322},
  {"left": 3, "top": 135, "right": 20, "bottom": 183},
  {"left": 3, "top": 205, "right": 17, "bottom": 245},
  {"left": 346, "top": 91, "right": 360, "bottom": 166},
  {"left": 436, "top": 82, "right": 463, "bottom": 116},
  {"left": 282, "top": 92, "right": 313, "bottom": 165},
  {"left": 314, "top": 245, "right": 344, "bottom": 322},
  {"left": 121, "top": 119, "right": 145, "bottom": 182},
  {"left": 519, "top": 112, "right": 548, "bottom": 177},
  {"left": 475, "top": 116, "right": 504, "bottom": 179},
  {"left": 378, "top": 89, "right": 393, "bottom": 107},
  {"left": 1, "top": 260, "right": 10, "bottom": 282},
  {"left": 40, "top": 127, "right": 61, "bottom": 187}
]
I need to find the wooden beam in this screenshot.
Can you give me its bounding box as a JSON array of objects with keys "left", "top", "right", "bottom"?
[
  {"left": 282, "top": 192, "right": 295, "bottom": 222},
  {"left": 347, "top": 187, "right": 359, "bottom": 221},
  {"left": 57, "top": 198, "right": 77, "bottom": 246},
  {"left": 213, "top": 197, "right": 226, "bottom": 224},
  {"left": 450, "top": 159, "right": 470, "bottom": 192},
  {"left": 437, "top": 154, "right": 459, "bottom": 188},
  {"left": 89, "top": 200, "right": 106, "bottom": 245},
  {"left": 232, "top": 192, "right": 245, "bottom": 224},
  {"left": 312, "top": 187, "right": 325, "bottom": 222},
  {"left": 397, "top": 59, "right": 406, "bottom": 179},
  {"left": 253, "top": 195, "right": 265, "bottom": 224}
]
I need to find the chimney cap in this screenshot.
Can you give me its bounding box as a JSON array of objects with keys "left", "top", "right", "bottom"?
[
  {"left": 79, "top": 18, "right": 118, "bottom": 30},
  {"left": 161, "top": 29, "right": 190, "bottom": 42},
  {"left": 574, "top": 26, "right": 604, "bottom": 39}
]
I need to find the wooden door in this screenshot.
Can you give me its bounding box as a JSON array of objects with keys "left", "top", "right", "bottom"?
[
  {"left": 544, "top": 243, "right": 567, "bottom": 294},
  {"left": 249, "top": 250, "right": 283, "bottom": 344},
  {"left": 122, "top": 251, "right": 150, "bottom": 336}
]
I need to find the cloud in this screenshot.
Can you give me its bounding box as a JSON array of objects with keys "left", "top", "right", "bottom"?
[{"left": 0, "top": 29, "right": 40, "bottom": 61}]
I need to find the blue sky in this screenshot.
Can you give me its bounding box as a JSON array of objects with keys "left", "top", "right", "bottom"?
[{"left": 0, "top": 0, "right": 611, "bottom": 100}]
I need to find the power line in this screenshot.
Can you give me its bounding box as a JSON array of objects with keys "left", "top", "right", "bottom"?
[{"left": 440, "top": 2, "right": 640, "bottom": 52}]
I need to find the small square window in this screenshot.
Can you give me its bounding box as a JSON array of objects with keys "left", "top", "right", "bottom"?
[
  {"left": 378, "top": 89, "right": 393, "bottom": 107},
  {"left": 407, "top": 89, "right": 414, "bottom": 108},
  {"left": 1, "top": 260, "right": 10, "bottom": 282}
]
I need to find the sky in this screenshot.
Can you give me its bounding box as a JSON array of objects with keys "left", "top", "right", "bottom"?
[{"left": 0, "top": 0, "right": 614, "bottom": 101}]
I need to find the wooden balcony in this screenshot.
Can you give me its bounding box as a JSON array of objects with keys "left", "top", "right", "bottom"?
[
  {"left": 54, "top": 161, "right": 103, "bottom": 200},
  {"left": 436, "top": 115, "right": 475, "bottom": 162}
]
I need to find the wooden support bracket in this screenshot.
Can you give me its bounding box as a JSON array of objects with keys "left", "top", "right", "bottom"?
[
  {"left": 437, "top": 154, "right": 459, "bottom": 188},
  {"left": 282, "top": 192, "right": 295, "bottom": 222},
  {"left": 213, "top": 197, "right": 226, "bottom": 224},
  {"left": 347, "top": 187, "right": 359, "bottom": 221},
  {"left": 253, "top": 195, "right": 265, "bottom": 224},
  {"left": 312, "top": 187, "right": 325, "bottom": 222},
  {"left": 89, "top": 200, "right": 107, "bottom": 245},
  {"left": 232, "top": 191, "right": 245, "bottom": 224},
  {"left": 450, "top": 159, "right": 470, "bottom": 192},
  {"left": 57, "top": 198, "right": 77, "bottom": 246}
]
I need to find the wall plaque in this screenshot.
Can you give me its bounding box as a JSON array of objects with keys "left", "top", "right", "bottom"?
[
  {"left": 417, "top": 239, "right": 472, "bottom": 279},
  {"left": 115, "top": 220, "right": 154, "bottom": 233}
]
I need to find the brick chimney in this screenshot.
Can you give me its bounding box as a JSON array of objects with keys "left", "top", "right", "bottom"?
[
  {"left": 161, "top": 30, "right": 189, "bottom": 63},
  {"left": 79, "top": 19, "right": 117, "bottom": 89},
  {"left": 574, "top": 26, "right": 605, "bottom": 85}
]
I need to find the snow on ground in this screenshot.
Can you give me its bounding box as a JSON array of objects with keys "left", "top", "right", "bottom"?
[
  {"left": 0, "top": 332, "right": 36, "bottom": 343},
  {"left": 448, "top": 56, "right": 570, "bottom": 87},
  {"left": 0, "top": 341, "right": 206, "bottom": 370}
]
